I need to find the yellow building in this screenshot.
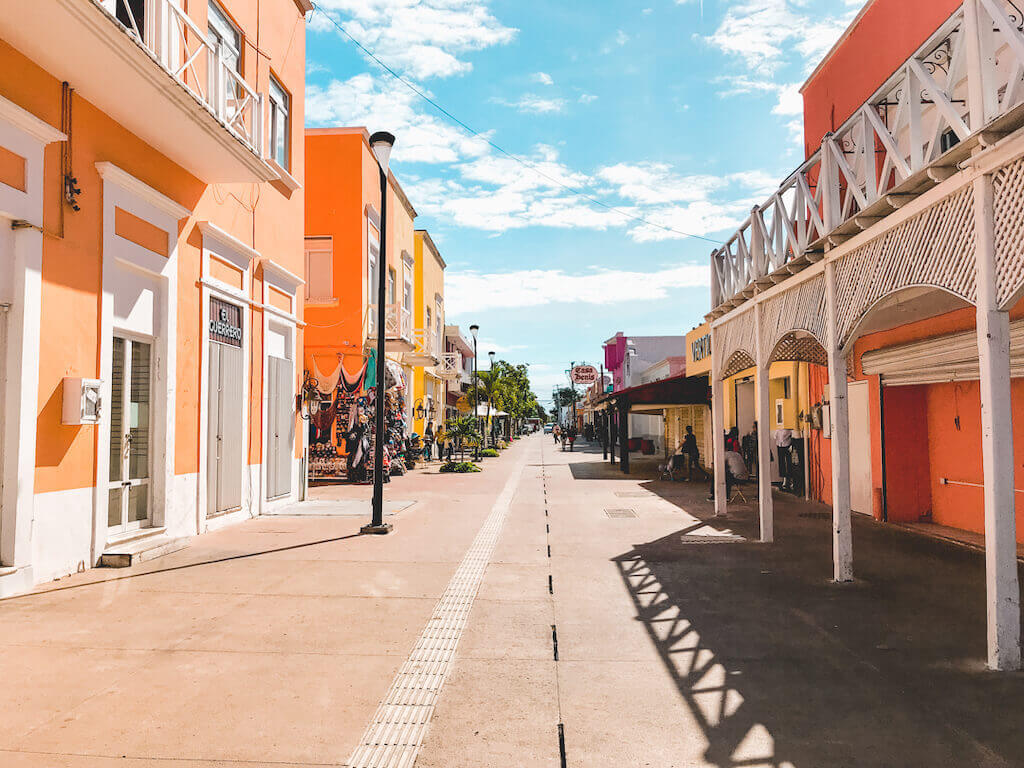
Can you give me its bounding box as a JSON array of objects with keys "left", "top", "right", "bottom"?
[{"left": 408, "top": 230, "right": 446, "bottom": 437}]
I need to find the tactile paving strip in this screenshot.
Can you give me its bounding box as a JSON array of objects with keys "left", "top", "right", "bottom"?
[{"left": 345, "top": 457, "right": 526, "bottom": 768}]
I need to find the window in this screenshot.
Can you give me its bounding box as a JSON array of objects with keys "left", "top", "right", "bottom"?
[
  {"left": 367, "top": 220, "right": 379, "bottom": 307},
  {"left": 388, "top": 268, "right": 397, "bottom": 305},
  {"left": 435, "top": 298, "right": 444, "bottom": 356},
  {"left": 426, "top": 306, "right": 432, "bottom": 331},
  {"left": 403, "top": 268, "right": 413, "bottom": 311},
  {"left": 113, "top": 0, "right": 145, "bottom": 39},
  {"left": 268, "top": 75, "right": 290, "bottom": 169},
  {"left": 207, "top": 2, "right": 241, "bottom": 74},
  {"left": 304, "top": 237, "right": 333, "bottom": 302}
]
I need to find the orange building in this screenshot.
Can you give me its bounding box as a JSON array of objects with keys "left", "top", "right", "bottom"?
[
  {"left": 0, "top": 0, "right": 310, "bottom": 595},
  {"left": 303, "top": 128, "right": 421, "bottom": 477}
]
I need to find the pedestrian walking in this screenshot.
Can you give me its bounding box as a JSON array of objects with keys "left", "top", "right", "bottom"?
[
  {"left": 682, "top": 425, "right": 709, "bottom": 481},
  {"left": 435, "top": 423, "right": 447, "bottom": 461},
  {"left": 423, "top": 421, "right": 435, "bottom": 462}
]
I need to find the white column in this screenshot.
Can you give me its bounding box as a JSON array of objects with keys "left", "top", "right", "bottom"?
[
  {"left": 974, "top": 173, "right": 1020, "bottom": 671},
  {"left": 825, "top": 261, "right": 853, "bottom": 582},
  {"left": 710, "top": 327, "right": 727, "bottom": 516},
  {"left": 755, "top": 305, "right": 774, "bottom": 543}
]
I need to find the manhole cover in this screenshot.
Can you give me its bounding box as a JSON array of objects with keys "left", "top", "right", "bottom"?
[
  {"left": 605, "top": 508, "right": 638, "bottom": 518},
  {"left": 799, "top": 512, "right": 831, "bottom": 519},
  {"left": 615, "top": 491, "right": 652, "bottom": 498},
  {"left": 679, "top": 534, "right": 745, "bottom": 544}
]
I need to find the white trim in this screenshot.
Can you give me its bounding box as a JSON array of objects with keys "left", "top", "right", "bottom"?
[
  {"left": 365, "top": 204, "right": 381, "bottom": 228},
  {"left": 93, "top": 169, "right": 183, "bottom": 565},
  {"left": 198, "top": 221, "right": 259, "bottom": 267},
  {"left": 95, "top": 162, "right": 191, "bottom": 220},
  {"left": 0, "top": 93, "right": 66, "bottom": 145},
  {"left": 267, "top": 157, "right": 301, "bottom": 191},
  {"left": 261, "top": 258, "right": 304, "bottom": 293},
  {"left": 401, "top": 250, "right": 415, "bottom": 268}
]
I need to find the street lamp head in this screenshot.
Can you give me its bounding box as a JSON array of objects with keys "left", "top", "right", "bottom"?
[
  {"left": 369, "top": 131, "right": 396, "bottom": 173},
  {"left": 488, "top": 351, "right": 496, "bottom": 364},
  {"left": 469, "top": 324, "right": 479, "bottom": 340}
]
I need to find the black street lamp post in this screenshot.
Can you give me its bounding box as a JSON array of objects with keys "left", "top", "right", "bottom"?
[
  {"left": 363, "top": 130, "right": 395, "bottom": 536},
  {"left": 486, "top": 350, "right": 495, "bottom": 448},
  {"left": 470, "top": 324, "right": 479, "bottom": 460}
]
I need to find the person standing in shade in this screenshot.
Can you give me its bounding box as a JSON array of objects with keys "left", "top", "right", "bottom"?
[
  {"left": 434, "top": 422, "right": 446, "bottom": 462},
  {"left": 682, "top": 425, "right": 709, "bottom": 481},
  {"left": 773, "top": 427, "right": 794, "bottom": 491}
]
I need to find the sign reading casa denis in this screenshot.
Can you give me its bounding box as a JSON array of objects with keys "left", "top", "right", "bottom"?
[{"left": 571, "top": 365, "right": 599, "bottom": 385}]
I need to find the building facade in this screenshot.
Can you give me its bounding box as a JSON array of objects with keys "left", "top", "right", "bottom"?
[
  {"left": 303, "top": 127, "right": 420, "bottom": 475},
  {"left": 409, "top": 230, "right": 446, "bottom": 437},
  {"left": 708, "top": 0, "right": 1024, "bottom": 669},
  {"left": 0, "top": 0, "right": 310, "bottom": 595}
]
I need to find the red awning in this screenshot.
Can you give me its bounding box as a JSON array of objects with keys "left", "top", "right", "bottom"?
[{"left": 597, "top": 373, "right": 709, "bottom": 411}]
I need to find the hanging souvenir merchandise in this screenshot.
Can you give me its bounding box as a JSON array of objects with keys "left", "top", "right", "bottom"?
[{"left": 307, "top": 353, "right": 412, "bottom": 485}]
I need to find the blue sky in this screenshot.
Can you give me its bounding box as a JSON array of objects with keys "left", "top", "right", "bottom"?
[{"left": 305, "top": 0, "right": 862, "bottom": 406}]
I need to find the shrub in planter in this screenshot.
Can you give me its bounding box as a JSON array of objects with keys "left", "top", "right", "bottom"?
[
  {"left": 479, "top": 449, "right": 499, "bottom": 458},
  {"left": 439, "top": 461, "right": 481, "bottom": 473}
]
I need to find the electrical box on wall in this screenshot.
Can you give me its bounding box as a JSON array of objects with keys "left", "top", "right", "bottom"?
[{"left": 62, "top": 377, "right": 102, "bottom": 425}]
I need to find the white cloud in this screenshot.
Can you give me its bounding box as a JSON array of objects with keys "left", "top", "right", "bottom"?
[
  {"left": 705, "top": 0, "right": 856, "bottom": 76},
  {"left": 597, "top": 162, "right": 724, "bottom": 205},
  {"left": 532, "top": 72, "right": 554, "bottom": 86},
  {"left": 446, "top": 263, "right": 710, "bottom": 314},
  {"left": 578, "top": 93, "right": 598, "bottom": 104},
  {"left": 491, "top": 93, "right": 567, "bottom": 114},
  {"left": 312, "top": 0, "right": 517, "bottom": 80},
  {"left": 306, "top": 74, "right": 492, "bottom": 163}
]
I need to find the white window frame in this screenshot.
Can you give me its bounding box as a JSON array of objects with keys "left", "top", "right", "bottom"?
[
  {"left": 207, "top": 1, "right": 241, "bottom": 74},
  {"left": 268, "top": 74, "right": 290, "bottom": 170},
  {"left": 366, "top": 213, "right": 380, "bottom": 331}
]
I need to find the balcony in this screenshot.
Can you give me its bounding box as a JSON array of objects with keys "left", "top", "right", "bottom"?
[
  {"left": 709, "top": 0, "right": 1024, "bottom": 316},
  {"left": 0, "top": 0, "right": 277, "bottom": 183},
  {"left": 436, "top": 352, "right": 462, "bottom": 380},
  {"left": 403, "top": 328, "right": 442, "bottom": 367},
  {"left": 367, "top": 304, "right": 414, "bottom": 352}
]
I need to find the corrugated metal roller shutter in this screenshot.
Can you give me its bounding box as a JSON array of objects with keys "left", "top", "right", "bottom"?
[{"left": 861, "top": 320, "right": 1024, "bottom": 386}]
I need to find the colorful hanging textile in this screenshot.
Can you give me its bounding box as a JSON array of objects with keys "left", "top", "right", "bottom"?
[
  {"left": 312, "top": 357, "right": 343, "bottom": 395},
  {"left": 365, "top": 348, "right": 377, "bottom": 390},
  {"left": 340, "top": 357, "right": 368, "bottom": 393}
]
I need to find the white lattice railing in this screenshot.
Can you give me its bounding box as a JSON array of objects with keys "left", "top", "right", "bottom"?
[
  {"left": 385, "top": 304, "right": 412, "bottom": 343},
  {"left": 410, "top": 327, "right": 439, "bottom": 362},
  {"left": 102, "top": 0, "right": 264, "bottom": 157},
  {"left": 438, "top": 352, "right": 461, "bottom": 379},
  {"left": 712, "top": 0, "right": 1024, "bottom": 312}
]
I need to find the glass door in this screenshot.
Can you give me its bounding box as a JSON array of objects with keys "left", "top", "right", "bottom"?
[{"left": 107, "top": 336, "right": 152, "bottom": 534}]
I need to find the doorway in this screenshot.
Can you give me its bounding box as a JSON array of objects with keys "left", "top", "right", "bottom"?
[
  {"left": 848, "top": 380, "right": 873, "bottom": 515},
  {"left": 107, "top": 336, "right": 152, "bottom": 534},
  {"left": 266, "top": 355, "right": 293, "bottom": 500},
  {"left": 207, "top": 301, "right": 245, "bottom": 516}
]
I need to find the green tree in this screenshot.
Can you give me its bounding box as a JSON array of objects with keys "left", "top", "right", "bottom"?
[{"left": 447, "top": 416, "right": 481, "bottom": 462}]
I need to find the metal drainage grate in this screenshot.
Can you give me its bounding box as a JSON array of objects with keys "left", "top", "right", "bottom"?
[
  {"left": 799, "top": 512, "right": 832, "bottom": 519},
  {"left": 605, "top": 508, "right": 638, "bottom": 518},
  {"left": 615, "top": 491, "right": 653, "bottom": 498}
]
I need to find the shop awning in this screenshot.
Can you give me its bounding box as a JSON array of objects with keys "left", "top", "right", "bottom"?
[{"left": 597, "top": 373, "right": 709, "bottom": 415}]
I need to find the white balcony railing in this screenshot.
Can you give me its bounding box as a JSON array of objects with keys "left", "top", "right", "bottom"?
[
  {"left": 409, "top": 328, "right": 440, "bottom": 362},
  {"left": 710, "top": 0, "right": 1024, "bottom": 313},
  {"left": 438, "top": 352, "right": 461, "bottom": 379},
  {"left": 105, "top": 0, "right": 263, "bottom": 158},
  {"left": 367, "top": 304, "right": 413, "bottom": 344}
]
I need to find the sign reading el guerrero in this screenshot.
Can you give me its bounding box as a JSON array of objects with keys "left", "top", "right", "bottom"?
[
  {"left": 210, "top": 297, "right": 243, "bottom": 347},
  {"left": 570, "top": 365, "right": 599, "bottom": 385}
]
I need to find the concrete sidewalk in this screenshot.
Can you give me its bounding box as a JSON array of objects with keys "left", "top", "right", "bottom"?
[
  {"left": 0, "top": 438, "right": 531, "bottom": 768},
  {"left": 5, "top": 434, "right": 1024, "bottom": 767},
  {"left": 417, "top": 437, "right": 1024, "bottom": 768}
]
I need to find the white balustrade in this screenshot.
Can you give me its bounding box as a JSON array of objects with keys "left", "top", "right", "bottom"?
[{"left": 711, "top": 0, "right": 1024, "bottom": 312}]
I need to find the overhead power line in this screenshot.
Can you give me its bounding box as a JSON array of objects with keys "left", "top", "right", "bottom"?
[{"left": 309, "top": 4, "right": 724, "bottom": 246}]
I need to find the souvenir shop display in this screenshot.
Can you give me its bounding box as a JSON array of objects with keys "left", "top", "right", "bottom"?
[{"left": 306, "top": 354, "right": 411, "bottom": 485}]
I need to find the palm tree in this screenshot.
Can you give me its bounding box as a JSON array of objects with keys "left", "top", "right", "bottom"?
[{"left": 447, "top": 416, "right": 481, "bottom": 462}]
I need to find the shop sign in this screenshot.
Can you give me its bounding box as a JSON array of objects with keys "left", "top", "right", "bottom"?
[
  {"left": 210, "top": 298, "right": 242, "bottom": 347},
  {"left": 571, "top": 364, "right": 599, "bottom": 385},
  {"left": 691, "top": 333, "right": 711, "bottom": 363},
  {"left": 456, "top": 395, "right": 472, "bottom": 413}
]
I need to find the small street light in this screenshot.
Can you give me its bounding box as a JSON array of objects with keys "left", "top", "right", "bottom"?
[
  {"left": 486, "top": 350, "right": 495, "bottom": 447},
  {"left": 470, "top": 324, "right": 480, "bottom": 460},
  {"left": 364, "top": 130, "right": 396, "bottom": 536}
]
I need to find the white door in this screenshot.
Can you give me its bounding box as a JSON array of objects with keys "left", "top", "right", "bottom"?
[
  {"left": 266, "top": 356, "right": 293, "bottom": 500},
  {"left": 107, "top": 336, "right": 152, "bottom": 533},
  {"left": 207, "top": 339, "right": 244, "bottom": 516},
  {"left": 735, "top": 379, "right": 754, "bottom": 438},
  {"left": 848, "top": 380, "right": 873, "bottom": 515}
]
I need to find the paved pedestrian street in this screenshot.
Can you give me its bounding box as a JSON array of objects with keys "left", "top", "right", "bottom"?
[{"left": 2, "top": 434, "right": 1024, "bottom": 767}]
